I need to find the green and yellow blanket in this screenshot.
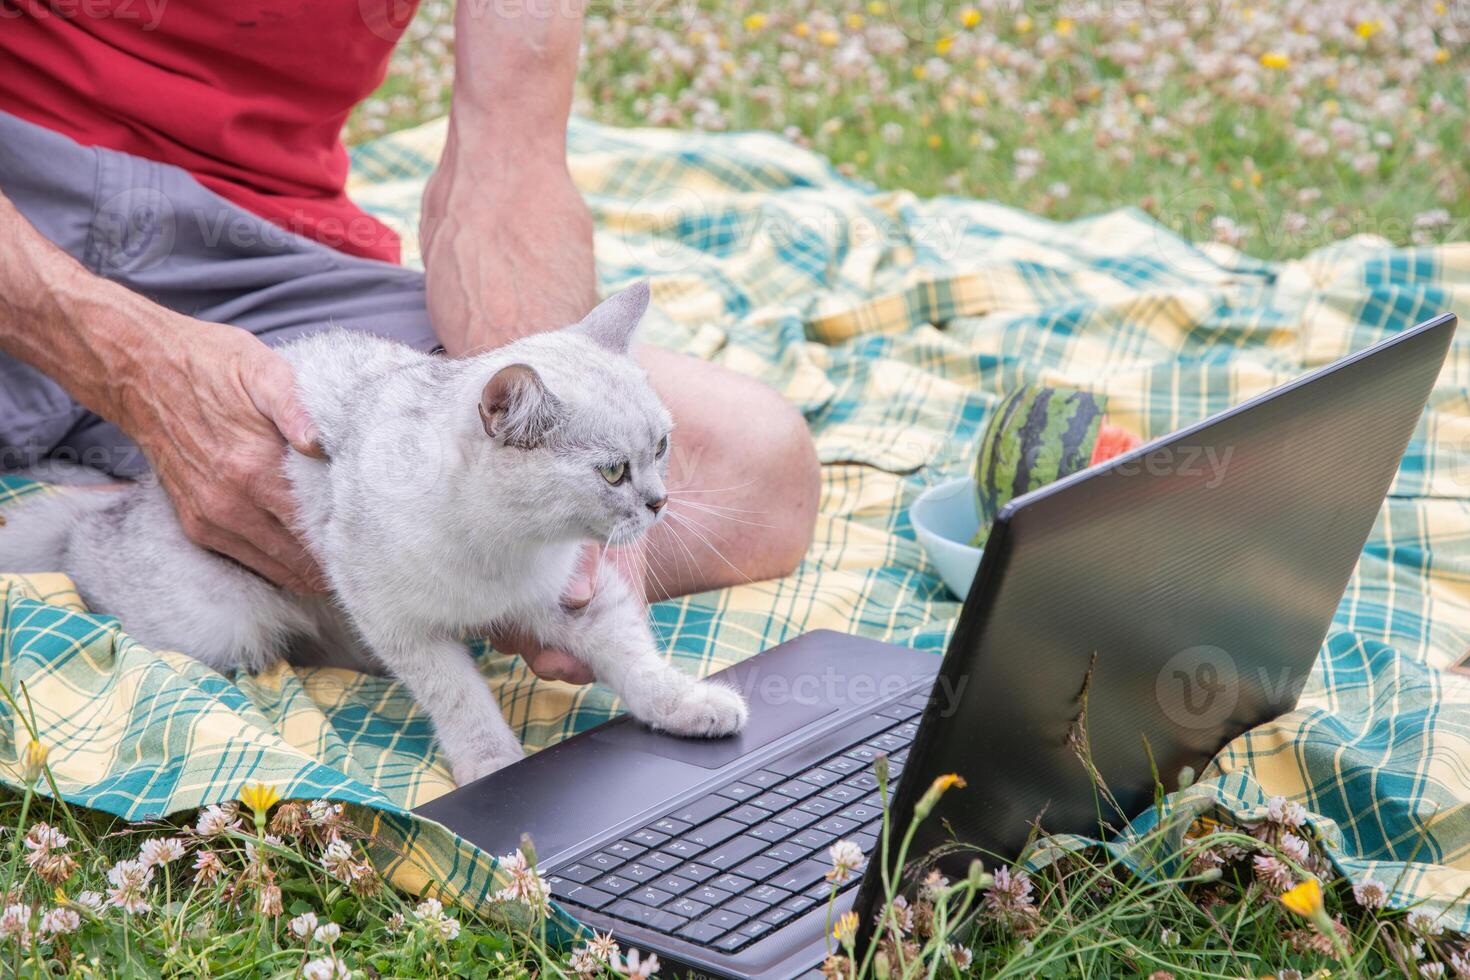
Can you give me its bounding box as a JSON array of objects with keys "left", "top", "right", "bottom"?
[{"left": 3, "top": 116, "right": 1469, "bottom": 931}]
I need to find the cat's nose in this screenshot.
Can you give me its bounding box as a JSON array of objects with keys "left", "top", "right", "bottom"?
[{"left": 647, "top": 495, "right": 667, "bottom": 514}]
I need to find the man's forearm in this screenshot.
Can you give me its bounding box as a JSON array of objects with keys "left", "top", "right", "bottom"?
[{"left": 0, "top": 190, "right": 170, "bottom": 428}]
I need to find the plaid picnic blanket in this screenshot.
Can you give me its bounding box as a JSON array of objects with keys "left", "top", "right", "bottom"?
[{"left": 3, "top": 114, "right": 1470, "bottom": 932}]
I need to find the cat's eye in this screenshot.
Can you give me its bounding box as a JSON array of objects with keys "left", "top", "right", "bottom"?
[
  {"left": 599, "top": 462, "right": 628, "bottom": 485},
  {"left": 655, "top": 435, "right": 669, "bottom": 457}
]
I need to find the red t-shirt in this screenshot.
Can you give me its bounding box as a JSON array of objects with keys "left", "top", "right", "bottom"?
[{"left": 0, "top": 0, "right": 420, "bottom": 263}]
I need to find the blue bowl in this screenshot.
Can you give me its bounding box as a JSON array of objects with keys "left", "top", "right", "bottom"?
[{"left": 909, "top": 477, "right": 984, "bottom": 600}]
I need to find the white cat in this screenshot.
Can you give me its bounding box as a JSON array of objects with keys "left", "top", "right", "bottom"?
[{"left": 0, "top": 282, "right": 748, "bottom": 784}]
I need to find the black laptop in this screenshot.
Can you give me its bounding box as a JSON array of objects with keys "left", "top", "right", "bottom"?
[{"left": 418, "top": 312, "right": 1458, "bottom": 979}]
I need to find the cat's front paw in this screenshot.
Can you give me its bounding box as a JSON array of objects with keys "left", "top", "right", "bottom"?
[
  {"left": 451, "top": 750, "right": 525, "bottom": 786},
  {"left": 649, "top": 682, "right": 749, "bottom": 738}
]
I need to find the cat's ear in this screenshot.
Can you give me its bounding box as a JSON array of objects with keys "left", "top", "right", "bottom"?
[
  {"left": 574, "top": 281, "right": 650, "bottom": 355},
  {"left": 478, "top": 364, "right": 563, "bottom": 449}
]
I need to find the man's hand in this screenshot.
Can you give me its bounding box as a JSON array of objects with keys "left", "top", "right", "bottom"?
[{"left": 119, "top": 317, "right": 328, "bottom": 593}]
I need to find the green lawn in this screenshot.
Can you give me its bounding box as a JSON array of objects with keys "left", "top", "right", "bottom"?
[{"left": 351, "top": 0, "right": 1469, "bottom": 260}]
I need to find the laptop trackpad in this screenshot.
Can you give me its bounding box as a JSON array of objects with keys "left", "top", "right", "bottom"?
[{"left": 589, "top": 694, "right": 837, "bottom": 769}]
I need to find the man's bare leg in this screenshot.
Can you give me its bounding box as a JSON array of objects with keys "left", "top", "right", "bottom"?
[{"left": 629, "top": 346, "right": 821, "bottom": 601}]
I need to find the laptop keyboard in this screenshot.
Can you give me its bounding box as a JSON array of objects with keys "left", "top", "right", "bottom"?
[{"left": 546, "top": 692, "right": 927, "bottom": 953}]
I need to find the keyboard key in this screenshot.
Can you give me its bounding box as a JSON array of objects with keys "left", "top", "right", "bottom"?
[
  {"left": 630, "top": 886, "right": 674, "bottom": 907},
  {"left": 894, "top": 722, "right": 920, "bottom": 741},
  {"left": 822, "top": 756, "right": 863, "bottom": 775},
  {"left": 677, "top": 921, "right": 726, "bottom": 944},
  {"left": 724, "top": 804, "right": 768, "bottom": 825},
  {"left": 681, "top": 863, "right": 718, "bottom": 883},
  {"left": 690, "top": 885, "right": 734, "bottom": 905},
  {"left": 741, "top": 920, "right": 773, "bottom": 939},
  {"left": 849, "top": 773, "right": 880, "bottom": 792},
  {"left": 782, "top": 894, "right": 818, "bottom": 913},
  {"left": 821, "top": 784, "right": 863, "bottom": 804},
  {"left": 806, "top": 880, "right": 839, "bottom": 900},
  {"left": 854, "top": 832, "right": 879, "bottom": 853},
  {"left": 663, "top": 839, "right": 706, "bottom": 859},
  {"left": 652, "top": 817, "right": 691, "bottom": 835},
  {"left": 714, "top": 933, "right": 746, "bottom": 952},
  {"left": 606, "top": 840, "right": 646, "bottom": 861},
  {"left": 749, "top": 791, "right": 790, "bottom": 811},
  {"left": 666, "top": 896, "right": 711, "bottom": 918},
  {"left": 749, "top": 883, "right": 790, "bottom": 904},
  {"left": 769, "top": 860, "right": 830, "bottom": 893},
  {"left": 669, "top": 797, "right": 731, "bottom": 826},
  {"left": 654, "top": 875, "right": 696, "bottom": 895},
  {"left": 746, "top": 770, "right": 784, "bottom": 788},
  {"left": 701, "top": 835, "right": 766, "bottom": 870},
  {"left": 697, "top": 909, "right": 746, "bottom": 933},
  {"left": 816, "top": 816, "right": 859, "bottom": 836},
  {"left": 630, "top": 829, "right": 669, "bottom": 848},
  {"left": 772, "top": 780, "right": 820, "bottom": 801},
  {"left": 791, "top": 829, "right": 836, "bottom": 851},
  {"left": 869, "top": 733, "right": 907, "bottom": 753},
  {"left": 845, "top": 745, "right": 882, "bottom": 764},
  {"left": 798, "top": 768, "right": 842, "bottom": 788},
  {"left": 760, "top": 905, "right": 796, "bottom": 925},
  {"left": 773, "top": 809, "right": 818, "bottom": 830},
  {"left": 721, "top": 897, "right": 767, "bottom": 918},
  {"left": 685, "top": 819, "right": 743, "bottom": 849},
  {"left": 548, "top": 880, "right": 614, "bottom": 909},
  {"left": 875, "top": 702, "right": 920, "bottom": 721},
  {"left": 641, "top": 851, "right": 682, "bottom": 871},
  {"left": 749, "top": 821, "right": 791, "bottom": 843},
  {"left": 584, "top": 852, "right": 624, "bottom": 872},
  {"left": 554, "top": 863, "right": 601, "bottom": 883},
  {"left": 763, "top": 842, "right": 808, "bottom": 864},
  {"left": 841, "top": 803, "right": 883, "bottom": 824},
  {"left": 716, "top": 782, "right": 760, "bottom": 802},
  {"left": 608, "top": 899, "right": 687, "bottom": 933},
  {"left": 594, "top": 874, "right": 640, "bottom": 896},
  {"left": 796, "top": 797, "right": 842, "bottom": 817},
  {"left": 732, "top": 855, "right": 785, "bottom": 882},
  {"left": 713, "top": 873, "right": 754, "bottom": 893},
  {"left": 620, "top": 863, "right": 660, "bottom": 883}
]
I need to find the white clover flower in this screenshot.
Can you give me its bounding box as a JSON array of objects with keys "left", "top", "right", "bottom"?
[
  {"left": 300, "top": 955, "right": 350, "bottom": 980},
  {"left": 194, "top": 803, "right": 242, "bottom": 837},
  {"left": 622, "top": 948, "right": 661, "bottom": 979},
  {"left": 588, "top": 930, "right": 619, "bottom": 962},
  {"left": 0, "top": 904, "right": 32, "bottom": 948},
  {"left": 74, "top": 891, "right": 104, "bottom": 912},
  {"left": 39, "top": 907, "right": 80, "bottom": 937},
  {"left": 106, "top": 859, "right": 154, "bottom": 914},
  {"left": 414, "top": 897, "right": 444, "bottom": 920},
  {"left": 314, "top": 922, "right": 341, "bottom": 945},
  {"left": 321, "top": 840, "right": 357, "bottom": 882},
  {"left": 139, "top": 837, "right": 187, "bottom": 867},
  {"left": 569, "top": 947, "right": 601, "bottom": 976},
  {"left": 290, "top": 912, "right": 319, "bottom": 941},
  {"left": 493, "top": 850, "right": 551, "bottom": 911},
  {"left": 826, "top": 840, "right": 864, "bottom": 884},
  {"left": 948, "top": 943, "right": 973, "bottom": 969}
]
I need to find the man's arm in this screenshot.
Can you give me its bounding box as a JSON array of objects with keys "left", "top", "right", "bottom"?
[
  {"left": 0, "top": 190, "right": 325, "bottom": 592},
  {"left": 420, "top": 0, "right": 598, "bottom": 354}
]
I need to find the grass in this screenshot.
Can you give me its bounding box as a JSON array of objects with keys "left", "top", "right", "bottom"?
[{"left": 349, "top": 0, "right": 1470, "bottom": 260}]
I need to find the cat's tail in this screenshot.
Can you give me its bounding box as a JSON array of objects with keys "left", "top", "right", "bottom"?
[{"left": 0, "top": 490, "right": 121, "bottom": 573}]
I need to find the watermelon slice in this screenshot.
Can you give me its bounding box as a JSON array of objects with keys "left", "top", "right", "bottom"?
[{"left": 970, "top": 386, "right": 1140, "bottom": 546}]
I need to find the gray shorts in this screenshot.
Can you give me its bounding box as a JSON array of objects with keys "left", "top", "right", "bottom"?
[{"left": 0, "top": 110, "right": 438, "bottom": 478}]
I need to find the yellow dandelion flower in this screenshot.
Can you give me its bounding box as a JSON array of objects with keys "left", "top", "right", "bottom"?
[
  {"left": 239, "top": 782, "right": 283, "bottom": 820},
  {"left": 960, "top": 7, "right": 981, "bottom": 28},
  {"left": 832, "top": 910, "right": 859, "bottom": 945},
  {"left": 845, "top": 12, "right": 864, "bottom": 30},
  {"left": 1230, "top": 176, "right": 1245, "bottom": 191},
  {"left": 1322, "top": 98, "right": 1339, "bottom": 115},
  {"left": 912, "top": 64, "right": 927, "bottom": 80},
  {"left": 1242, "top": 6, "right": 1255, "bottom": 20},
  {"left": 742, "top": 12, "right": 767, "bottom": 31},
  {"left": 1279, "top": 877, "right": 1324, "bottom": 918},
  {"left": 1435, "top": 0, "right": 1447, "bottom": 13},
  {"left": 817, "top": 28, "right": 840, "bottom": 46},
  {"left": 1055, "top": 16, "right": 1074, "bottom": 35},
  {"left": 936, "top": 35, "right": 954, "bottom": 55},
  {"left": 793, "top": 21, "right": 810, "bottom": 38},
  {"left": 927, "top": 134, "right": 942, "bottom": 149},
  {"left": 1435, "top": 48, "right": 1450, "bottom": 64},
  {"left": 1250, "top": 171, "right": 1263, "bottom": 188},
  {"left": 1015, "top": 14, "right": 1033, "bottom": 33},
  {"left": 1259, "top": 51, "right": 1290, "bottom": 70},
  {"left": 1355, "top": 19, "right": 1380, "bottom": 39},
  {"left": 970, "top": 90, "right": 988, "bottom": 106},
  {"left": 21, "top": 739, "right": 48, "bottom": 784}
]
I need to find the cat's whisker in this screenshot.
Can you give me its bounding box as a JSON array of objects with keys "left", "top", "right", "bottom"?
[
  {"left": 652, "top": 518, "right": 702, "bottom": 590},
  {"left": 664, "top": 479, "right": 759, "bottom": 497},
  {"left": 668, "top": 499, "right": 776, "bottom": 529},
  {"left": 665, "top": 510, "right": 752, "bottom": 585}
]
